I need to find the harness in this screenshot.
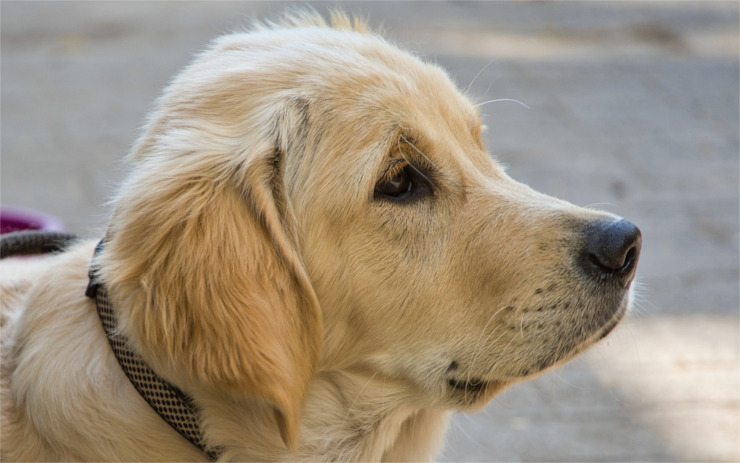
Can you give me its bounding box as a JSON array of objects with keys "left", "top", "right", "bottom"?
[{"left": 1, "top": 231, "right": 217, "bottom": 460}]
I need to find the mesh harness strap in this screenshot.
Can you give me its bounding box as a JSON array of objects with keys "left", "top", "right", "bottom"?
[
  {"left": 0, "top": 230, "right": 78, "bottom": 258},
  {"left": 85, "top": 240, "right": 219, "bottom": 460}
]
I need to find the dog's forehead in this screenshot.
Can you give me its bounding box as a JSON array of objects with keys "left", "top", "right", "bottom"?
[
  {"left": 298, "top": 34, "right": 483, "bottom": 146},
  {"left": 209, "top": 26, "right": 481, "bottom": 128},
  {"left": 199, "top": 26, "right": 493, "bottom": 176}
]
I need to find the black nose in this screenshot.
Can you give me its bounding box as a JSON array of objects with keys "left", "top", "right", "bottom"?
[{"left": 581, "top": 218, "right": 642, "bottom": 288}]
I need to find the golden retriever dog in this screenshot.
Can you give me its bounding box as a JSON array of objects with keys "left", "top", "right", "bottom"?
[{"left": 1, "top": 12, "right": 641, "bottom": 461}]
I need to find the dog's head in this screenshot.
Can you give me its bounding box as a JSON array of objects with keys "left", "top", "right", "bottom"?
[{"left": 100, "top": 12, "right": 640, "bottom": 449}]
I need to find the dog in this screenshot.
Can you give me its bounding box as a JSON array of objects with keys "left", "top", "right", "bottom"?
[{"left": 1, "top": 11, "right": 641, "bottom": 461}]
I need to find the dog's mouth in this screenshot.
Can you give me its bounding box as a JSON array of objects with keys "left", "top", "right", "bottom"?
[
  {"left": 445, "top": 375, "right": 511, "bottom": 409},
  {"left": 447, "top": 377, "right": 489, "bottom": 394}
]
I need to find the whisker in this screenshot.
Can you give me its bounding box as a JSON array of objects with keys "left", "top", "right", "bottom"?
[
  {"left": 628, "top": 280, "right": 654, "bottom": 316},
  {"left": 582, "top": 202, "right": 616, "bottom": 210},
  {"left": 465, "top": 57, "right": 500, "bottom": 95},
  {"left": 399, "top": 134, "right": 441, "bottom": 172},
  {"left": 481, "top": 75, "right": 501, "bottom": 102},
  {"left": 549, "top": 369, "right": 583, "bottom": 390},
  {"left": 468, "top": 305, "right": 512, "bottom": 372},
  {"left": 489, "top": 331, "right": 519, "bottom": 374},
  {"left": 473, "top": 330, "right": 512, "bottom": 384},
  {"left": 447, "top": 415, "right": 485, "bottom": 452},
  {"left": 463, "top": 325, "right": 512, "bottom": 403},
  {"left": 474, "top": 98, "right": 530, "bottom": 110}
]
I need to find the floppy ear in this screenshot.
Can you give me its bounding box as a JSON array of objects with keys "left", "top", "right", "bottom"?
[{"left": 100, "top": 100, "right": 321, "bottom": 451}]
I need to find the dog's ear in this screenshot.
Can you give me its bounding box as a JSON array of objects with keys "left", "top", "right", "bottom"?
[{"left": 101, "top": 100, "right": 320, "bottom": 451}]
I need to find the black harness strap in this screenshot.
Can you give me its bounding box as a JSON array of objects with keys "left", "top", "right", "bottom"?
[
  {"left": 86, "top": 241, "right": 219, "bottom": 460},
  {"left": 0, "top": 230, "right": 78, "bottom": 258}
]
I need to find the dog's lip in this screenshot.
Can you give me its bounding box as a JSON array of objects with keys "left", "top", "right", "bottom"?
[
  {"left": 446, "top": 376, "right": 511, "bottom": 407},
  {"left": 447, "top": 377, "right": 493, "bottom": 395}
]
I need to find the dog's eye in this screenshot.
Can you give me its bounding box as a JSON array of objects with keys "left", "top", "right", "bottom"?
[
  {"left": 377, "top": 165, "right": 411, "bottom": 197},
  {"left": 374, "top": 160, "right": 433, "bottom": 202}
]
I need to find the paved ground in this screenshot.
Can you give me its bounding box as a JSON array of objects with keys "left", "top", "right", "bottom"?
[{"left": 2, "top": 2, "right": 738, "bottom": 461}]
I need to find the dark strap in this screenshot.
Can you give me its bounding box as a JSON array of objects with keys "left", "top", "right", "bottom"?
[
  {"left": 87, "top": 241, "right": 218, "bottom": 460},
  {"left": 0, "top": 230, "right": 78, "bottom": 258}
]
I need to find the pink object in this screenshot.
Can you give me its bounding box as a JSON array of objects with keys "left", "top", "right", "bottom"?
[{"left": 0, "top": 206, "right": 65, "bottom": 234}]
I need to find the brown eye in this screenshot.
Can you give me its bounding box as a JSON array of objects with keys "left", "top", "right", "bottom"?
[
  {"left": 377, "top": 168, "right": 411, "bottom": 197},
  {"left": 374, "top": 161, "right": 434, "bottom": 203}
]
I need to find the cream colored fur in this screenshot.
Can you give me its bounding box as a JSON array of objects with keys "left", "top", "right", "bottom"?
[{"left": 1, "top": 12, "right": 633, "bottom": 461}]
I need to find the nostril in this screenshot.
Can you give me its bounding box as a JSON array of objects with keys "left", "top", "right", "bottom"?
[
  {"left": 582, "top": 218, "right": 642, "bottom": 286},
  {"left": 622, "top": 246, "right": 638, "bottom": 270},
  {"left": 588, "top": 236, "right": 637, "bottom": 271}
]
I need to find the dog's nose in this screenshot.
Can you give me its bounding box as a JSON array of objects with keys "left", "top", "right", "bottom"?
[{"left": 581, "top": 218, "right": 641, "bottom": 288}]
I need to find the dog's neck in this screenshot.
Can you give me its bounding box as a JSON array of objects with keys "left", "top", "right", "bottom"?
[
  {"left": 86, "top": 241, "right": 218, "bottom": 459},
  {"left": 302, "top": 371, "right": 450, "bottom": 460},
  {"left": 188, "top": 370, "right": 450, "bottom": 460}
]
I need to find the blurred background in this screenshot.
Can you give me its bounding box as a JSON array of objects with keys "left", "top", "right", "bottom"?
[{"left": 2, "top": 2, "right": 737, "bottom": 461}]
